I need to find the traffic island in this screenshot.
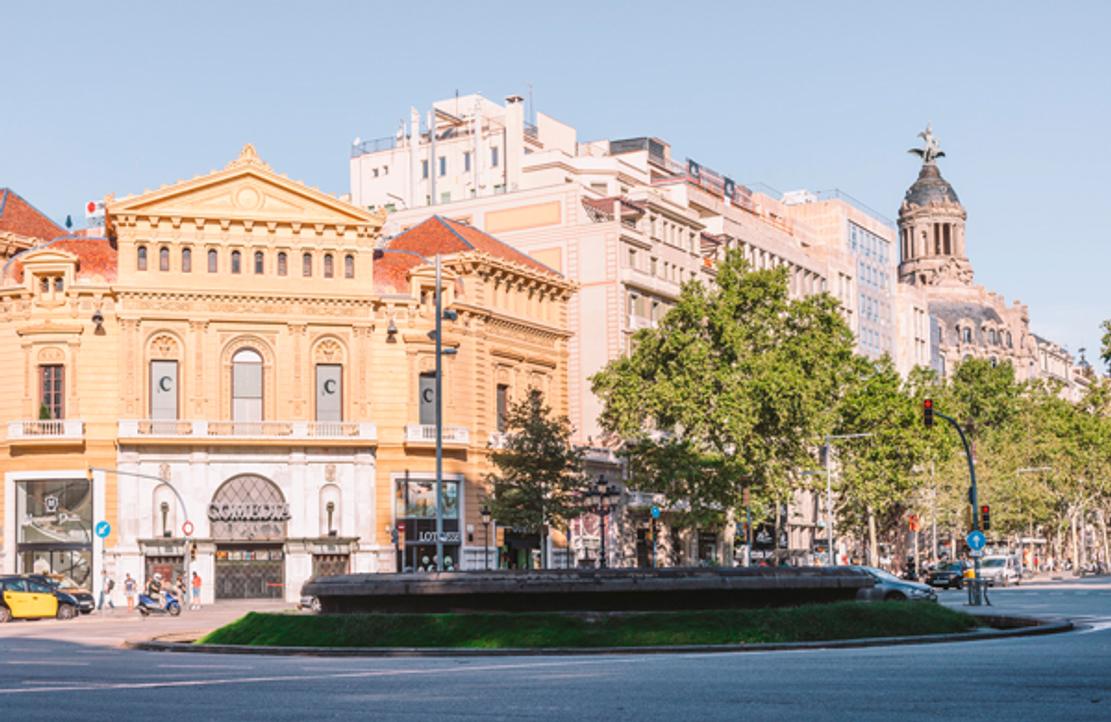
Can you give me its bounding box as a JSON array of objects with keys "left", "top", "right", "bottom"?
[{"left": 195, "top": 602, "right": 978, "bottom": 650}]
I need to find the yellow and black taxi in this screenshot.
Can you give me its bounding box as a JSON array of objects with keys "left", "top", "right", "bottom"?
[
  {"left": 0, "top": 575, "right": 80, "bottom": 622},
  {"left": 27, "top": 574, "right": 96, "bottom": 615}
]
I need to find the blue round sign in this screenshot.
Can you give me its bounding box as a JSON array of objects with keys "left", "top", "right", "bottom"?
[
  {"left": 94, "top": 521, "right": 111, "bottom": 539},
  {"left": 966, "top": 529, "right": 986, "bottom": 551},
  {"left": 650, "top": 505, "right": 661, "bottom": 520}
]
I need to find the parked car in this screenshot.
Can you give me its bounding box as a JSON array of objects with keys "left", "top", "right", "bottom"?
[
  {"left": 852, "top": 566, "right": 938, "bottom": 602},
  {"left": 0, "top": 576, "right": 79, "bottom": 622},
  {"left": 979, "top": 555, "right": 1021, "bottom": 587},
  {"left": 927, "top": 561, "right": 968, "bottom": 589},
  {"left": 26, "top": 574, "right": 96, "bottom": 615},
  {"left": 298, "top": 594, "right": 322, "bottom": 614}
]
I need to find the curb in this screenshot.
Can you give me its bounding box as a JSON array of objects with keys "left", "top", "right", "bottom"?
[{"left": 125, "top": 613, "right": 1074, "bottom": 657}]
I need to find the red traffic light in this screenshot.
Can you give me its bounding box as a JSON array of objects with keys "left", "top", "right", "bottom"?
[
  {"left": 980, "top": 504, "right": 991, "bottom": 531},
  {"left": 923, "top": 398, "right": 934, "bottom": 427}
]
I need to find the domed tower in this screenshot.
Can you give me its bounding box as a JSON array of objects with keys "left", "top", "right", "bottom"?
[{"left": 897, "top": 125, "right": 972, "bottom": 286}]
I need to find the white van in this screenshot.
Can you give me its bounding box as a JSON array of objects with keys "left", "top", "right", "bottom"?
[{"left": 979, "top": 555, "right": 1020, "bottom": 586}]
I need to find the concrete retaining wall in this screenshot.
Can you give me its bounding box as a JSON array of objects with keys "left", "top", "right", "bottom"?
[{"left": 303, "top": 567, "right": 874, "bottom": 613}]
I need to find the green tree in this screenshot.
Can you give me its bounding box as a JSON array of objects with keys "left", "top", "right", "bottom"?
[
  {"left": 833, "top": 356, "right": 927, "bottom": 566},
  {"left": 487, "top": 389, "right": 586, "bottom": 568},
  {"left": 1101, "top": 319, "right": 1111, "bottom": 374},
  {"left": 592, "top": 249, "right": 856, "bottom": 558}
]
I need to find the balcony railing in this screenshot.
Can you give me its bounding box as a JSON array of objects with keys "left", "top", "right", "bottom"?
[
  {"left": 118, "top": 420, "right": 377, "bottom": 442},
  {"left": 7, "top": 419, "right": 85, "bottom": 440},
  {"left": 404, "top": 424, "right": 470, "bottom": 445}
]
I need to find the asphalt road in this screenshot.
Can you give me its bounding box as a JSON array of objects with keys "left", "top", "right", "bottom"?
[{"left": 1, "top": 579, "right": 1108, "bottom": 721}]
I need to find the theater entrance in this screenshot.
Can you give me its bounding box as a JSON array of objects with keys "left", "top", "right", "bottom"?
[{"left": 208, "top": 474, "right": 289, "bottom": 600}]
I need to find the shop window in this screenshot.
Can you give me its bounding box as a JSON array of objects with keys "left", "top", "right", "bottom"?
[
  {"left": 137, "top": 245, "right": 148, "bottom": 271},
  {"left": 344, "top": 254, "right": 354, "bottom": 278},
  {"left": 302, "top": 252, "right": 313, "bottom": 277},
  {"left": 231, "top": 349, "right": 263, "bottom": 422},
  {"left": 323, "top": 253, "right": 334, "bottom": 278},
  {"left": 208, "top": 249, "right": 218, "bottom": 273},
  {"left": 231, "top": 250, "right": 242, "bottom": 274},
  {"left": 182, "top": 247, "right": 192, "bottom": 272},
  {"left": 277, "top": 252, "right": 288, "bottom": 276},
  {"left": 394, "top": 476, "right": 460, "bottom": 572},
  {"left": 16, "top": 478, "right": 93, "bottom": 588},
  {"left": 254, "top": 251, "right": 264, "bottom": 274},
  {"left": 315, "top": 364, "right": 342, "bottom": 422}
]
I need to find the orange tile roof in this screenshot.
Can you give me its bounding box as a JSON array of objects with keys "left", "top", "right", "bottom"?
[
  {"left": 4, "top": 237, "right": 117, "bottom": 284},
  {"left": 0, "top": 188, "right": 66, "bottom": 242},
  {"left": 374, "top": 215, "right": 559, "bottom": 294}
]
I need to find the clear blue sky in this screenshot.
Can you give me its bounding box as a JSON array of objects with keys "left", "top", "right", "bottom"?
[{"left": 4, "top": 1, "right": 1108, "bottom": 359}]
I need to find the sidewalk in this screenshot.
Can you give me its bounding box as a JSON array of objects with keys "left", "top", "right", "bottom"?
[{"left": 0, "top": 599, "right": 293, "bottom": 647}]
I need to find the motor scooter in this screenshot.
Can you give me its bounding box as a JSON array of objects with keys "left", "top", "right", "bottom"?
[{"left": 137, "top": 590, "right": 182, "bottom": 617}]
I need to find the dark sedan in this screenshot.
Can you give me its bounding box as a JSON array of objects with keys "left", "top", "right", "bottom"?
[
  {"left": 26, "top": 575, "right": 96, "bottom": 614},
  {"left": 926, "top": 561, "right": 968, "bottom": 589}
]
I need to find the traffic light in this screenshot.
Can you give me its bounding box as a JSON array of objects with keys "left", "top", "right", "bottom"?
[
  {"left": 923, "top": 398, "right": 934, "bottom": 427},
  {"left": 981, "top": 505, "right": 991, "bottom": 531},
  {"left": 189, "top": 542, "right": 197, "bottom": 562}
]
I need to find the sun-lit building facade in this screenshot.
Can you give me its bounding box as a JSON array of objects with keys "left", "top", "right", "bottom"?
[{"left": 0, "top": 146, "right": 572, "bottom": 600}]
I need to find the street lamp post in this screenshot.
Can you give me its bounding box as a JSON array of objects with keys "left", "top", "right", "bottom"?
[
  {"left": 823, "top": 433, "right": 873, "bottom": 565},
  {"left": 587, "top": 475, "right": 620, "bottom": 569},
  {"left": 373, "top": 249, "right": 457, "bottom": 571},
  {"left": 480, "top": 504, "right": 492, "bottom": 570}
]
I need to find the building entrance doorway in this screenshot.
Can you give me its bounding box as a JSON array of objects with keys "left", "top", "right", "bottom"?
[{"left": 208, "top": 474, "right": 289, "bottom": 600}]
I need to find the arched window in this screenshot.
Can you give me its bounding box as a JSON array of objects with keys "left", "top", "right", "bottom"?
[
  {"left": 254, "top": 251, "right": 264, "bottom": 274},
  {"left": 231, "top": 250, "right": 242, "bottom": 274},
  {"left": 961, "top": 327, "right": 972, "bottom": 344},
  {"left": 159, "top": 246, "right": 170, "bottom": 271},
  {"left": 989, "top": 329, "right": 997, "bottom": 345},
  {"left": 302, "top": 252, "right": 313, "bottom": 277},
  {"left": 182, "top": 247, "right": 192, "bottom": 272},
  {"left": 137, "top": 245, "right": 148, "bottom": 271},
  {"left": 277, "top": 252, "right": 288, "bottom": 276},
  {"left": 231, "top": 348, "right": 263, "bottom": 422},
  {"left": 990, "top": 356, "right": 998, "bottom": 368},
  {"left": 344, "top": 254, "right": 354, "bottom": 278},
  {"left": 323, "top": 253, "right": 334, "bottom": 278},
  {"left": 1006, "top": 332, "right": 1013, "bottom": 348},
  {"left": 208, "top": 249, "right": 218, "bottom": 273}
]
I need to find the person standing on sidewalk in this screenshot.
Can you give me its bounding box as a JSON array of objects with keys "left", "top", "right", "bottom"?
[
  {"left": 190, "top": 571, "right": 202, "bottom": 610},
  {"left": 97, "top": 569, "right": 116, "bottom": 612},
  {"left": 123, "top": 573, "right": 137, "bottom": 612}
]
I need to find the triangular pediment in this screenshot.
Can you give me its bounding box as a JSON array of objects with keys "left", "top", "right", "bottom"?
[
  {"left": 107, "top": 145, "right": 382, "bottom": 228},
  {"left": 20, "top": 248, "right": 79, "bottom": 266}
]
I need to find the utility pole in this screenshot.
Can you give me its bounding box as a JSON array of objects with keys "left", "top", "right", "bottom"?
[{"left": 924, "top": 399, "right": 987, "bottom": 606}]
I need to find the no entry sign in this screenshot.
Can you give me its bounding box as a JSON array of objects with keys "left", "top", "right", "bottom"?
[{"left": 182, "top": 520, "right": 195, "bottom": 537}]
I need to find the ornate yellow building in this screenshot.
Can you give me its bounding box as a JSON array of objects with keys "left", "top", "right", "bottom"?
[{"left": 0, "top": 146, "right": 572, "bottom": 601}]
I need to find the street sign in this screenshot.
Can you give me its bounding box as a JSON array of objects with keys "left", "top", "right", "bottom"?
[
  {"left": 94, "top": 521, "right": 111, "bottom": 539},
  {"left": 968, "top": 549, "right": 984, "bottom": 558},
  {"left": 650, "top": 505, "right": 661, "bottom": 520},
  {"left": 966, "top": 530, "right": 986, "bottom": 551},
  {"left": 182, "top": 520, "right": 195, "bottom": 537}
]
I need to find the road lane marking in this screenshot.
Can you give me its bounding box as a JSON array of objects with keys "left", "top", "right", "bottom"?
[
  {"left": 157, "top": 664, "right": 248, "bottom": 669},
  {"left": 0, "top": 657, "right": 643, "bottom": 696},
  {"left": 4, "top": 661, "right": 90, "bottom": 666}
]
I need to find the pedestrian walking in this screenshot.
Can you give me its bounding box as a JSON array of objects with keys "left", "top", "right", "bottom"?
[
  {"left": 97, "top": 569, "right": 116, "bottom": 611},
  {"left": 124, "top": 573, "right": 137, "bottom": 612},
  {"left": 191, "top": 571, "right": 202, "bottom": 610}
]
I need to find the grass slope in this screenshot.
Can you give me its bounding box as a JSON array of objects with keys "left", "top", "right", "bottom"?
[{"left": 199, "top": 602, "right": 978, "bottom": 649}]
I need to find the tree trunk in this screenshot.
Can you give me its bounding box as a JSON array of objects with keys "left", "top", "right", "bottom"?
[
  {"left": 1099, "top": 509, "right": 1110, "bottom": 570},
  {"left": 1070, "top": 509, "right": 1080, "bottom": 574},
  {"left": 867, "top": 507, "right": 878, "bottom": 568},
  {"left": 723, "top": 508, "right": 736, "bottom": 567}
]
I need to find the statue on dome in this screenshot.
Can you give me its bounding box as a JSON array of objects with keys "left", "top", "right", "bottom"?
[{"left": 908, "top": 123, "right": 946, "bottom": 164}]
